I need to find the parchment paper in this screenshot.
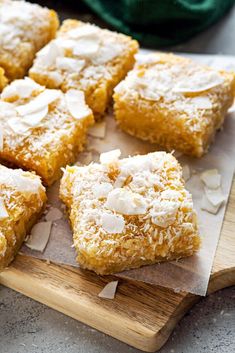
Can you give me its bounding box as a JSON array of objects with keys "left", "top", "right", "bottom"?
[{"left": 22, "top": 53, "right": 235, "bottom": 296}]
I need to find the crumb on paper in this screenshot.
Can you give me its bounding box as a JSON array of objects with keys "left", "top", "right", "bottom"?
[
  {"left": 98, "top": 281, "right": 118, "bottom": 299},
  {"left": 25, "top": 221, "right": 52, "bottom": 252},
  {"left": 88, "top": 121, "right": 106, "bottom": 138}
]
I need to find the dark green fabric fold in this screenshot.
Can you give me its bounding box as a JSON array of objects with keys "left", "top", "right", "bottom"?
[{"left": 82, "top": 0, "right": 235, "bottom": 47}]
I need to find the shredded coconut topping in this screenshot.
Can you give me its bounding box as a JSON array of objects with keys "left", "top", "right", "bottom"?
[
  {"left": 0, "top": 78, "right": 92, "bottom": 159},
  {"left": 61, "top": 151, "right": 198, "bottom": 253},
  {"left": 114, "top": 53, "right": 227, "bottom": 122},
  {"left": 0, "top": 167, "right": 44, "bottom": 196},
  {"left": 0, "top": 0, "right": 54, "bottom": 51},
  {"left": 30, "top": 21, "right": 130, "bottom": 91}
]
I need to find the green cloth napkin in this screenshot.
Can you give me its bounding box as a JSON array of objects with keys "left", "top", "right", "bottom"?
[{"left": 82, "top": 0, "right": 235, "bottom": 47}]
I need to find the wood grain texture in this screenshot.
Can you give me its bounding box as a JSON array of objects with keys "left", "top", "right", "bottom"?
[{"left": 0, "top": 179, "right": 234, "bottom": 352}]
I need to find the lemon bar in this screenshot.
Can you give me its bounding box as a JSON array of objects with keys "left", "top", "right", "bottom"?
[
  {"left": 60, "top": 150, "right": 200, "bottom": 275},
  {"left": 114, "top": 53, "right": 235, "bottom": 157},
  {"left": 0, "top": 165, "right": 46, "bottom": 270},
  {"left": 0, "top": 0, "right": 59, "bottom": 80},
  {"left": 0, "top": 77, "right": 94, "bottom": 185},
  {"left": 29, "top": 20, "right": 139, "bottom": 118}
]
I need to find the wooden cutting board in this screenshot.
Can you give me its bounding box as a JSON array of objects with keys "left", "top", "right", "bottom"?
[{"left": 0, "top": 179, "right": 234, "bottom": 352}]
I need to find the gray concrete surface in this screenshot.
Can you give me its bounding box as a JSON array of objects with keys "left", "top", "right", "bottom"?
[{"left": 1, "top": 3, "right": 235, "bottom": 353}]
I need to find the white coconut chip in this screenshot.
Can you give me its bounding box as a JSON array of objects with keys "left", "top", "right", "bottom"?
[
  {"left": 189, "top": 96, "right": 213, "bottom": 109},
  {"left": 101, "top": 213, "right": 125, "bottom": 234},
  {"left": 105, "top": 188, "right": 147, "bottom": 215},
  {"left": 37, "top": 40, "right": 64, "bottom": 67},
  {"left": 55, "top": 57, "right": 85, "bottom": 73},
  {"left": 0, "top": 198, "right": 8, "bottom": 220},
  {"left": 201, "top": 195, "right": 221, "bottom": 214},
  {"left": 16, "top": 89, "right": 61, "bottom": 116},
  {"left": 200, "top": 169, "right": 221, "bottom": 189},
  {"left": 173, "top": 72, "right": 224, "bottom": 93},
  {"left": 65, "top": 89, "right": 91, "bottom": 119},
  {"left": 88, "top": 121, "right": 106, "bottom": 138},
  {"left": 204, "top": 187, "right": 225, "bottom": 206},
  {"left": 93, "top": 42, "right": 123, "bottom": 65},
  {"left": 100, "top": 149, "right": 121, "bottom": 164},
  {"left": 23, "top": 105, "right": 48, "bottom": 127},
  {"left": 68, "top": 25, "right": 99, "bottom": 39},
  {"left": 73, "top": 37, "right": 100, "bottom": 57},
  {"left": 45, "top": 207, "right": 63, "bottom": 222},
  {"left": 92, "top": 182, "right": 113, "bottom": 198},
  {"left": 135, "top": 53, "right": 160, "bottom": 65},
  {"left": 182, "top": 164, "right": 191, "bottom": 181},
  {"left": 25, "top": 221, "right": 52, "bottom": 252},
  {"left": 1, "top": 77, "right": 41, "bottom": 100},
  {"left": 98, "top": 281, "right": 119, "bottom": 299},
  {"left": 7, "top": 117, "right": 30, "bottom": 134}
]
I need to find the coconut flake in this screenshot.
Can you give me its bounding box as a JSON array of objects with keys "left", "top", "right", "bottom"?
[
  {"left": 9, "top": 171, "right": 43, "bottom": 195},
  {"left": 45, "top": 207, "right": 63, "bottom": 222},
  {"left": 88, "top": 121, "right": 106, "bottom": 138},
  {"left": 105, "top": 188, "right": 148, "bottom": 215},
  {"left": 68, "top": 25, "right": 99, "bottom": 39},
  {"left": 200, "top": 169, "right": 221, "bottom": 189},
  {"left": 92, "top": 182, "right": 113, "bottom": 198},
  {"left": 100, "top": 149, "right": 121, "bottom": 164},
  {"left": 1, "top": 78, "right": 41, "bottom": 100},
  {"left": 161, "top": 189, "right": 182, "bottom": 201},
  {"left": 135, "top": 53, "right": 161, "bottom": 65},
  {"left": 101, "top": 213, "right": 125, "bottom": 234},
  {"left": 73, "top": 37, "right": 100, "bottom": 58},
  {"left": 25, "top": 221, "right": 52, "bottom": 252},
  {"left": 93, "top": 42, "right": 123, "bottom": 64},
  {"left": 55, "top": 57, "right": 85, "bottom": 73},
  {"left": 7, "top": 117, "right": 30, "bottom": 134},
  {"left": 23, "top": 105, "right": 48, "bottom": 127},
  {"left": 173, "top": 72, "right": 224, "bottom": 93},
  {"left": 201, "top": 195, "right": 221, "bottom": 214},
  {"left": 204, "top": 187, "right": 225, "bottom": 206},
  {"left": 150, "top": 199, "right": 180, "bottom": 228},
  {"left": 0, "top": 198, "right": 8, "bottom": 220},
  {"left": 189, "top": 96, "right": 213, "bottom": 109},
  {"left": 182, "top": 164, "right": 191, "bottom": 181},
  {"left": 98, "top": 281, "right": 118, "bottom": 299},
  {"left": 37, "top": 40, "right": 63, "bottom": 67},
  {"left": 65, "top": 89, "right": 91, "bottom": 119},
  {"left": 16, "top": 89, "right": 61, "bottom": 116}
]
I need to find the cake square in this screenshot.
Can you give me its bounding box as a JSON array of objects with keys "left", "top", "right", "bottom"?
[
  {"left": 0, "top": 77, "right": 94, "bottom": 185},
  {"left": 60, "top": 150, "right": 200, "bottom": 275},
  {"left": 113, "top": 53, "right": 235, "bottom": 157},
  {"left": 0, "top": 0, "right": 59, "bottom": 80},
  {"left": 29, "top": 20, "right": 139, "bottom": 118},
  {"left": 0, "top": 165, "right": 46, "bottom": 270}
]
